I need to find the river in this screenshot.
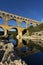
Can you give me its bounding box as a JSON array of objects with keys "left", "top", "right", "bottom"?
[{"left": 9, "top": 38, "right": 43, "bottom": 65}]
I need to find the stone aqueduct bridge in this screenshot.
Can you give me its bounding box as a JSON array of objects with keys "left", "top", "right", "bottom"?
[{"left": 0, "top": 11, "right": 41, "bottom": 39}]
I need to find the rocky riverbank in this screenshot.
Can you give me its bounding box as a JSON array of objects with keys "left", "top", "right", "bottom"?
[
  {"left": 0, "top": 41, "right": 27, "bottom": 65},
  {"left": 22, "top": 35, "right": 43, "bottom": 47},
  {"left": 22, "top": 35, "right": 43, "bottom": 40}
]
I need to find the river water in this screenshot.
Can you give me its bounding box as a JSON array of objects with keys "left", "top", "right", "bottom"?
[{"left": 9, "top": 38, "right": 43, "bottom": 65}]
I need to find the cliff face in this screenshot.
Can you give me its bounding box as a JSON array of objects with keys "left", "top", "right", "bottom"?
[{"left": 0, "top": 42, "right": 27, "bottom": 65}]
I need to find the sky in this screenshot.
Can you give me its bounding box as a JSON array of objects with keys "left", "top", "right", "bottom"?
[
  {"left": 0, "top": 0, "right": 43, "bottom": 22},
  {"left": 0, "top": 0, "right": 43, "bottom": 31}
]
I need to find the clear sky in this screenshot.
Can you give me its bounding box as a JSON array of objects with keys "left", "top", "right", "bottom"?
[{"left": 0, "top": 0, "right": 43, "bottom": 22}]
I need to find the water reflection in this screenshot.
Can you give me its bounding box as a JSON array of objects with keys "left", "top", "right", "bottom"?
[
  {"left": 9, "top": 38, "right": 40, "bottom": 56},
  {"left": 22, "top": 39, "right": 27, "bottom": 45},
  {"left": 9, "top": 38, "right": 18, "bottom": 47},
  {"left": 9, "top": 38, "right": 43, "bottom": 65}
]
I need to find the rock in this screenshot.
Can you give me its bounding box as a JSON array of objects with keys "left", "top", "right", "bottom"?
[
  {"left": 0, "top": 41, "right": 27, "bottom": 65},
  {"left": 9, "top": 59, "right": 27, "bottom": 65}
]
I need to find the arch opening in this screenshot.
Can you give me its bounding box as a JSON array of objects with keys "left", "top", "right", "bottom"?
[
  {"left": 22, "top": 39, "right": 27, "bottom": 45},
  {"left": 7, "top": 28, "right": 18, "bottom": 47},
  {"left": 7, "top": 28, "right": 18, "bottom": 39},
  {"left": 8, "top": 19, "right": 18, "bottom": 26},
  {"left": 0, "top": 17, "right": 4, "bottom": 24},
  {"left": 0, "top": 27, "right": 4, "bottom": 36},
  {"left": 22, "top": 29, "right": 27, "bottom": 35},
  {"left": 20, "top": 21, "right": 26, "bottom": 28}
]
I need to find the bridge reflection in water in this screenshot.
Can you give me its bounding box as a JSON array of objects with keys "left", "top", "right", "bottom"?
[{"left": 8, "top": 38, "right": 41, "bottom": 58}]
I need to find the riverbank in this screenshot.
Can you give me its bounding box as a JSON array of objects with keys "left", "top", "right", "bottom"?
[
  {"left": 22, "top": 35, "right": 43, "bottom": 47},
  {"left": 0, "top": 41, "right": 27, "bottom": 65},
  {"left": 22, "top": 35, "right": 43, "bottom": 41}
]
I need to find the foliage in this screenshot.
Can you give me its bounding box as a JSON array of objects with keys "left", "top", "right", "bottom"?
[
  {"left": 28, "top": 23, "right": 43, "bottom": 35},
  {"left": 8, "top": 31, "right": 18, "bottom": 39}
]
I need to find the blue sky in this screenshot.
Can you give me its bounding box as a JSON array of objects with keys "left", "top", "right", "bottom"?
[
  {"left": 0, "top": 0, "right": 43, "bottom": 31},
  {"left": 0, "top": 0, "right": 43, "bottom": 22}
]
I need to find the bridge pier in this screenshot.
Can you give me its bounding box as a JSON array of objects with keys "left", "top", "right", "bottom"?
[
  {"left": 26, "top": 22, "right": 29, "bottom": 36},
  {"left": 4, "top": 29, "right": 8, "bottom": 37},
  {"left": 16, "top": 21, "right": 23, "bottom": 47},
  {"left": 17, "top": 21, "right": 22, "bottom": 40},
  {"left": 17, "top": 28, "right": 22, "bottom": 42}
]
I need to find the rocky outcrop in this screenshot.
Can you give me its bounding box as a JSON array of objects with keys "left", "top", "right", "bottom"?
[{"left": 0, "top": 41, "right": 27, "bottom": 65}]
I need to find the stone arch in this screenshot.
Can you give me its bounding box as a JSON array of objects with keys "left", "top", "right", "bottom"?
[
  {"left": 7, "top": 28, "right": 18, "bottom": 38},
  {"left": 7, "top": 28, "right": 18, "bottom": 47},
  {"left": 0, "top": 27, "right": 4, "bottom": 36},
  {"left": 0, "top": 16, "right": 4, "bottom": 24},
  {"left": 20, "top": 21, "right": 26, "bottom": 28},
  {"left": 8, "top": 19, "right": 18, "bottom": 26}
]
